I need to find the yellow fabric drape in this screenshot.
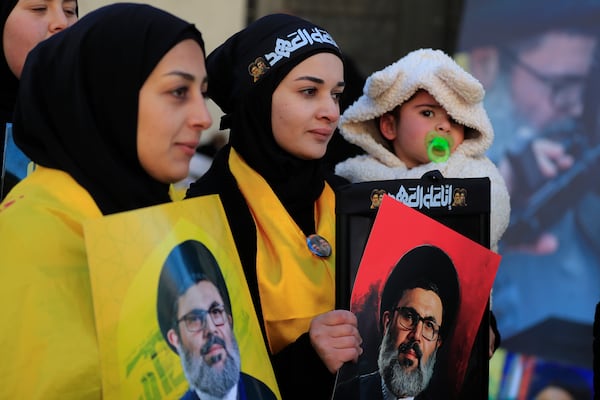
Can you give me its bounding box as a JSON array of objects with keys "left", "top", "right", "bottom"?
[
  {"left": 0, "top": 166, "right": 103, "bottom": 399},
  {"left": 229, "top": 149, "right": 336, "bottom": 354}
]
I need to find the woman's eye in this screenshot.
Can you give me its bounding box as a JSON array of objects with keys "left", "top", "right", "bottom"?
[
  {"left": 421, "top": 110, "right": 434, "bottom": 117},
  {"left": 201, "top": 83, "right": 209, "bottom": 98},
  {"left": 301, "top": 88, "right": 317, "bottom": 96},
  {"left": 172, "top": 87, "right": 188, "bottom": 98},
  {"left": 64, "top": 8, "right": 77, "bottom": 16}
]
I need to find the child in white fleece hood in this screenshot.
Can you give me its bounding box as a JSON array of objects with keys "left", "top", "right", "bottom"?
[{"left": 335, "top": 48, "right": 510, "bottom": 252}]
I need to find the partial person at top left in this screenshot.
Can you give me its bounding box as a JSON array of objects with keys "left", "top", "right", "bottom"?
[{"left": 0, "top": 0, "right": 78, "bottom": 199}]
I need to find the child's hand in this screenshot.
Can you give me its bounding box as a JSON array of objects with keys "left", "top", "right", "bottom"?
[{"left": 309, "top": 310, "right": 363, "bottom": 373}]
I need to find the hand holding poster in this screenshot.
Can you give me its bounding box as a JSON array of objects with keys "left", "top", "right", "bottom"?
[
  {"left": 84, "top": 195, "right": 280, "bottom": 400},
  {"left": 333, "top": 195, "right": 501, "bottom": 399}
]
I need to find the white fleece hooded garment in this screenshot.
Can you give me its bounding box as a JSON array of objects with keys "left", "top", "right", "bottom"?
[{"left": 335, "top": 48, "right": 510, "bottom": 251}]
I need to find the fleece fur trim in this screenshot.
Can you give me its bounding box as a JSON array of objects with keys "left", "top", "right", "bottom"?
[
  {"left": 335, "top": 152, "right": 510, "bottom": 252},
  {"left": 339, "top": 48, "right": 494, "bottom": 167}
]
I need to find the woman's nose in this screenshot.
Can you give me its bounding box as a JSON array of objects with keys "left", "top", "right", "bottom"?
[
  {"left": 191, "top": 98, "right": 213, "bottom": 132},
  {"left": 48, "top": 10, "right": 69, "bottom": 34},
  {"left": 319, "top": 97, "right": 340, "bottom": 123}
]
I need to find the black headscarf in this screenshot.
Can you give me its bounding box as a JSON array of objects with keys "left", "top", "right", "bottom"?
[
  {"left": 13, "top": 3, "right": 204, "bottom": 215},
  {"left": 206, "top": 14, "right": 343, "bottom": 236},
  {"left": 0, "top": 0, "right": 19, "bottom": 125}
]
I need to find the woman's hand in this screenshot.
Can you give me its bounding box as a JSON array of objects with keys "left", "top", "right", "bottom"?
[{"left": 309, "top": 310, "right": 363, "bottom": 373}]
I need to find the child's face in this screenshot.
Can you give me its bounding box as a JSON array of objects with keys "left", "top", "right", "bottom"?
[{"left": 379, "top": 90, "right": 465, "bottom": 168}]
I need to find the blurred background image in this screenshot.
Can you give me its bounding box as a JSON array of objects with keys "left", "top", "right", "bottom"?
[{"left": 10, "top": 1, "right": 596, "bottom": 398}]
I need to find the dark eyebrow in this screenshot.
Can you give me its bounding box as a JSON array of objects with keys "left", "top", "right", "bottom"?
[
  {"left": 401, "top": 306, "right": 438, "bottom": 324},
  {"left": 294, "top": 76, "right": 345, "bottom": 87},
  {"left": 163, "top": 71, "right": 196, "bottom": 81},
  {"left": 415, "top": 103, "right": 442, "bottom": 109},
  {"left": 184, "top": 308, "right": 206, "bottom": 316}
]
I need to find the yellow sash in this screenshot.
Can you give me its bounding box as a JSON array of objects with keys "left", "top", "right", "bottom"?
[{"left": 229, "top": 148, "right": 336, "bottom": 354}]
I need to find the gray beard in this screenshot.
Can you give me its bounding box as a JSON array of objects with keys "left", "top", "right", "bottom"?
[
  {"left": 179, "top": 334, "right": 241, "bottom": 398},
  {"left": 377, "top": 329, "right": 437, "bottom": 398}
]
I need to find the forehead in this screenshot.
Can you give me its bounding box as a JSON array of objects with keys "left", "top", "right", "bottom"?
[
  {"left": 282, "top": 52, "right": 343, "bottom": 82},
  {"left": 177, "top": 280, "right": 222, "bottom": 315},
  {"left": 396, "top": 287, "right": 443, "bottom": 322},
  {"left": 406, "top": 90, "right": 440, "bottom": 106},
  {"left": 153, "top": 39, "right": 205, "bottom": 70}
]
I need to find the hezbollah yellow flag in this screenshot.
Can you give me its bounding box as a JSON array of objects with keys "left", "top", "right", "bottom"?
[{"left": 84, "top": 195, "right": 280, "bottom": 400}]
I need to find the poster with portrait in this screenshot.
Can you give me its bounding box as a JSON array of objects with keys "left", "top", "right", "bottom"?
[
  {"left": 333, "top": 195, "right": 501, "bottom": 399},
  {"left": 84, "top": 195, "right": 280, "bottom": 400}
]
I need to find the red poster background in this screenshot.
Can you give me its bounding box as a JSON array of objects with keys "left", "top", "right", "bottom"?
[{"left": 348, "top": 195, "right": 501, "bottom": 395}]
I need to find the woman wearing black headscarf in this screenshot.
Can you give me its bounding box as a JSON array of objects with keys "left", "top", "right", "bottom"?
[
  {"left": 186, "top": 14, "right": 362, "bottom": 399},
  {"left": 0, "top": 0, "right": 20, "bottom": 129},
  {"left": 0, "top": 0, "right": 78, "bottom": 199},
  {"left": 0, "top": 4, "right": 211, "bottom": 398}
]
